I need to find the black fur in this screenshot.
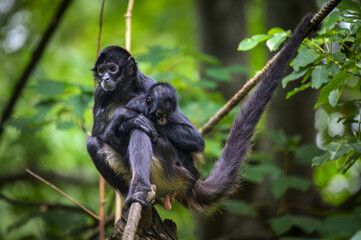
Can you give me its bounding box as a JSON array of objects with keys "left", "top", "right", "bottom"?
[
  {"left": 87, "top": 46, "right": 204, "bottom": 206},
  {"left": 87, "top": 13, "right": 313, "bottom": 212}
]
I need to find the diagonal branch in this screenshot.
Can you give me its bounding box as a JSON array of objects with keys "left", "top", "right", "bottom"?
[
  {"left": 199, "top": 0, "right": 342, "bottom": 137},
  {"left": 26, "top": 169, "right": 100, "bottom": 221},
  {"left": 0, "top": 0, "right": 73, "bottom": 142}
]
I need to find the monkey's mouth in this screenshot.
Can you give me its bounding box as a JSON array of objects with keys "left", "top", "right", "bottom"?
[
  {"left": 157, "top": 118, "right": 167, "bottom": 125},
  {"left": 101, "top": 82, "right": 116, "bottom": 92}
]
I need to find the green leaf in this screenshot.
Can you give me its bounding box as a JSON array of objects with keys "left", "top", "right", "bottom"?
[
  {"left": 350, "top": 231, "right": 361, "bottom": 240},
  {"left": 282, "top": 68, "right": 308, "bottom": 88},
  {"left": 312, "top": 152, "right": 330, "bottom": 167},
  {"left": 311, "top": 65, "right": 329, "bottom": 89},
  {"left": 205, "top": 65, "right": 247, "bottom": 81},
  {"left": 56, "top": 121, "right": 75, "bottom": 130},
  {"left": 320, "top": 11, "right": 341, "bottom": 33},
  {"left": 67, "top": 94, "right": 92, "bottom": 118},
  {"left": 293, "top": 46, "right": 320, "bottom": 71},
  {"left": 196, "top": 79, "right": 218, "bottom": 89},
  {"left": 295, "top": 144, "right": 324, "bottom": 165},
  {"left": 34, "top": 99, "right": 58, "bottom": 122},
  {"left": 266, "top": 32, "right": 287, "bottom": 51},
  {"left": 30, "top": 79, "right": 65, "bottom": 96},
  {"left": 237, "top": 34, "right": 270, "bottom": 51},
  {"left": 328, "top": 88, "right": 342, "bottom": 107},
  {"left": 349, "top": 142, "right": 361, "bottom": 153},
  {"left": 267, "top": 27, "right": 286, "bottom": 35},
  {"left": 136, "top": 46, "right": 180, "bottom": 67},
  {"left": 270, "top": 216, "right": 293, "bottom": 235},
  {"left": 315, "top": 70, "right": 348, "bottom": 108},
  {"left": 327, "top": 142, "right": 352, "bottom": 161},
  {"left": 331, "top": 52, "right": 347, "bottom": 62},
  {"left": 286, "top": 83, "right": 311, "bottom": 99},
  {"left": 319, "top": 211, "right": 361, "bottom": 238},
  {"left": 270, "top": 215, "right": 322, "bottom": 235},
  {"left": 245, "top": 164, "right": 281, "bottom": 183},
  {"left": 224, "top": 200, "right": 257, "bottom": 217},
  {"left": 272, "top": 175, "right": 312, "bottom": 198},
  {"left": 328, "top": 62, "right": 341, "bottom": 77}
]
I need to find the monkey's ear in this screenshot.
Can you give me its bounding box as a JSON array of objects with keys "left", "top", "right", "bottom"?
[{"left": 124, "top": 56, "right": 137, "bottom": 74}]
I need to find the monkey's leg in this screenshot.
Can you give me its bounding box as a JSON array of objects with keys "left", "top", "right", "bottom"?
[
  {"left": 87, "top": 136, "right": 130, "bottom": 195},
  {"left": 125, "top": 129, "right": 153, "bottom": 207}
]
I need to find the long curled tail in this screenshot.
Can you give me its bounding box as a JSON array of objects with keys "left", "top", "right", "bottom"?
[{"left": 185, "top": 14, "right": 314, "bottom": 212}]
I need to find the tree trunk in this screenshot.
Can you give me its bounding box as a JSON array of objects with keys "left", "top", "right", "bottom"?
[
  {"left": 195, "top": 0, "right": 247, "bottom": 99},
  {"left": 110, "top": 206, "right": 178, "bottom": 240}
]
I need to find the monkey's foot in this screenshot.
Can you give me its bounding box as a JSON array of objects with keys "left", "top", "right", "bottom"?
[{"left": 125, "top": 191, "right": 149, "bottom": 207}]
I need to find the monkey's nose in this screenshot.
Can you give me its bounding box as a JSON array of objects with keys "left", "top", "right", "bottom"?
[{"left": 157, "top": 118, "right": 167, "bottom": 125}]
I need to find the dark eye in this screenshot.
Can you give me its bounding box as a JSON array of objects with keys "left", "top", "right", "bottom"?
[
  {"left": 109, "top": 64, "right": 118, "bottom": 74},
  {"left": 155, "top": 110, "right": 162, "bottom": 117},
  {"left": 167, "top": 111, "right": 173, "bottom": 118},
  {"left": 97, "top": 66, "right": 105, "bottom": 75},
  {"left": 146, "top": 97, "right": 152, "bottom": 103}
]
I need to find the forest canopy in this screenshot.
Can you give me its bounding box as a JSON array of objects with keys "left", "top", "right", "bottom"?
[{"left": 0, "top": 0, "right": 360, "bottom": 239}]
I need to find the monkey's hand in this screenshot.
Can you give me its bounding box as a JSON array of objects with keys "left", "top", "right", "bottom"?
[
  {"left": 119, "top": 115, "right": 158, "bottom": 143},
  {"left": 99, "top": 131, "right": 121, "bottom": 147}
]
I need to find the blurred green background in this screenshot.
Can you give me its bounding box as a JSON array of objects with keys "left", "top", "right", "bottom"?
[{"left": 0, "top": 0, "right": 360, "bottom": 239}]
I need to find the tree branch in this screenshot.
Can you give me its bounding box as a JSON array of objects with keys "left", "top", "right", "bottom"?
[
  {"left": 26, "top": 169, "right": 100, "bottom": 221},
  {"left": 0, "top": 193, "right": 85, "bottom": 213},
  {"left": 0, "top": 0, "right": 73, "bottom": 142},
  {"left": 122, "top": 185, "right": 156, "bottom": 240},
  {"left": 199, "top": 0, "right": 342, "bottom": 136}
]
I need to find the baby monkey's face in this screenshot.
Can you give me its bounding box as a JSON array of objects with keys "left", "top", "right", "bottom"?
[
  {"left": 155, "top": 109, "right": 173, "bottom": 125},
  {"left": 147, "top": 83, "right": 177, "bottom": 125}
]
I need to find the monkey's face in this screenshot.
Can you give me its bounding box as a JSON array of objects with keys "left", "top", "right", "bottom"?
[
  {"left": 95, "top": 62, "right": 120, "bottom": 92},
  {"left": 154, "top": 109, "right": 173, "bottom": 125},
  {"left": 147, "top": 97, "right": 174, "bottom": 125},
  {"left": 92, "top": 46, "right": 136, "bottom": 92}
]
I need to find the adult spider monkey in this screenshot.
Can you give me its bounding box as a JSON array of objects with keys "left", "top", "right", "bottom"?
[
  {"left": 98, "top": 81, "right": 200, "bottom": 209},
  {"left": 87, "top": 14, "right": 313, "bottom": 212}
]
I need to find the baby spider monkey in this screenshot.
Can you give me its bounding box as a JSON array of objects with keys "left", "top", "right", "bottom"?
[
  {"left": 128, "top": 82, "right": 178, "bottom": 127},
  {"left": 101, "top": 82, "right": 179, "bottom": 144}
]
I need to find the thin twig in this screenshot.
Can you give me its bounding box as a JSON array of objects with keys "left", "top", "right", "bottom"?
[
  {"left": 124, "top": 0, "right": 135, "bottom": 52},
  {"left": 95, "top": 1, "right": 106, "bottom": 240},
  {"left": 114, "top": 0, "right": 135, "bottom": 224},
  {"left": 0, "top": 193, "right": 86, "bottom": 213},
  {"left": 199, "top": 0, "right": 343, "bottom": 136},
  {"left": 95, "top": 0, "right": 106, "bottom": 90},
  {"left": 26, "top": 169, "right": 100, "bottom": 221},
  {"left": 0, "top": 0, "right": 73, "bottom": 142},
  {"left": 99, "top": 176, "right": 106, "bottom": 240}
]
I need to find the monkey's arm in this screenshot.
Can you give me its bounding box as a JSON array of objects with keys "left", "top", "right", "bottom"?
[
  {"left": 92, "top": 86, "right": 112, "bottom": 136},
  {"left": 158, "top": 108, "right": 205, "bottom": 152},
  {"left": 101, "top": 106, "right": 157, "bottom": 145}
]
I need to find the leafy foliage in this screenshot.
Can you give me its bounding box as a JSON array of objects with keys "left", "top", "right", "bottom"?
[
  {"left": 1, "top": 0, "right": 361, "bottom": 239},
  {"left": 238, "top": 1, "right": 361, "bottom": 172}
]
